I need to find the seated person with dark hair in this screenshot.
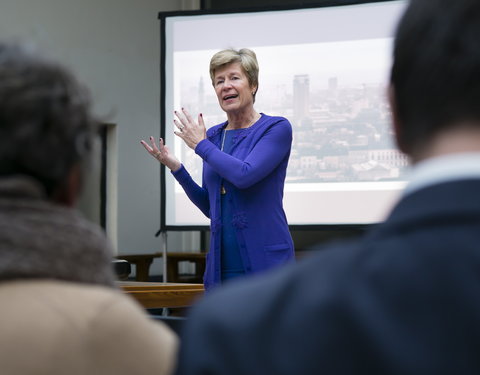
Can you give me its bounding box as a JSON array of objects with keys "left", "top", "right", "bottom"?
[
  {"left": 0, "top": 42, "right": 177, "bottom": 375},
  {"left": 175, "top": 0, "right": 480, "bottom": 374}
]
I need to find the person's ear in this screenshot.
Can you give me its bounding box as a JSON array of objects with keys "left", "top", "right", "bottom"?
[
  {"left": 51, "top": 164, "right": 82, "bottom": 207},
  {"left": 388, "top": 84, "right": 406, "bottom": 154}
]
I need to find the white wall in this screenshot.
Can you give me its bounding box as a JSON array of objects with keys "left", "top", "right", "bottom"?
[{"left": 0, "top": 0, "right": 201, "bottom": 277}]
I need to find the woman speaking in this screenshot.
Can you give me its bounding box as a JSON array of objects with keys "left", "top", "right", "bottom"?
[{"left": 141, "top": 48, "right": 294, "bottom": 290}]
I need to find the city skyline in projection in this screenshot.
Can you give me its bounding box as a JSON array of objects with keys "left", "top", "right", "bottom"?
[{"left": 173, "top": 37, "right": 409, "bottom": 187}]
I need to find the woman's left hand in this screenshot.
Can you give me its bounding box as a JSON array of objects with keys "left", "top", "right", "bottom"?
[{"left": 174, "top": 108, "right": 206, "bottom": 150}]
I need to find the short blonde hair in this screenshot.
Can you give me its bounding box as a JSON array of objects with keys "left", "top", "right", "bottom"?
[{"left": 209, "top": 48, "right": 259, "bottom": 98}]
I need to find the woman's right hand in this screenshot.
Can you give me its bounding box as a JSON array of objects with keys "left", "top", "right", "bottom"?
[{"left": 140, "top": 136, "right": 181, "bottom": 172}]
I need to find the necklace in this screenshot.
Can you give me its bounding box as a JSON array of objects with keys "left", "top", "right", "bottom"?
[
  {"left": 221, "top": 129, "right": 228, "bottom": 151},
  {"left": 220, "top": 131, "right": 227, "bottom": 194},
  {"left": 219, "top": 129, "right": 233, "bottom": 195},
  {"left": 221, "top": 113, "right": 260, "bottom": 151},
  {"left": 220, "top": 113, "right": 259, "bottom": 195}
]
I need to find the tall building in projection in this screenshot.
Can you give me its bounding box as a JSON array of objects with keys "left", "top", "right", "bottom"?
[
  {"left": 293, "top": 74, "right": 310, "bottom": 121},
  {"left": 328, "top": 76, "right": 338, "bottom": 92}
]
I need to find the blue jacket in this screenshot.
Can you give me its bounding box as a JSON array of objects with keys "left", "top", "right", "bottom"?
[{"left": 172, "top": 114, "right": 294, "bottom": 290}]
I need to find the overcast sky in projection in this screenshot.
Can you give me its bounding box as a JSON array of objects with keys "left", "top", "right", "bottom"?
[{"left": 173, "top": 37, "right": 392, "bottom": 95}]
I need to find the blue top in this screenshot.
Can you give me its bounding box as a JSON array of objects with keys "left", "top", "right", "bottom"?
[
  {"left": 220, "top": 129, "right": 246, "bottom": 281},
  {"left": 172, "top": 113, "right": 295, "bottom": 290}
]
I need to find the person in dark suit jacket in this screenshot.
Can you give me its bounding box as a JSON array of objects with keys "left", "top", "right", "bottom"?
[{"left": 174, "top": 0, "right": 480, "bottom": 374}]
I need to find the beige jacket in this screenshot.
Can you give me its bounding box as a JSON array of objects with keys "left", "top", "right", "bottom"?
[{"left": 0, "top": 280, "right": 178, "bottom": 375}]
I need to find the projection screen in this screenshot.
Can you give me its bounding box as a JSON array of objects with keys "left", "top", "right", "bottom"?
[{"left": 159, "top": 0, "right": 408, "bottom": 229}]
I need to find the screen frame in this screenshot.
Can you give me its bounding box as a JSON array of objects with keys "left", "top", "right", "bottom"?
[{"left": 158, "top": 0, "right": 403, "bottom": 232}]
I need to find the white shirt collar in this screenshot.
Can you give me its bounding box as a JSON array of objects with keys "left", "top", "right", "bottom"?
[{"left": 403, "top": 152, "right": 480, "bottom": 196}]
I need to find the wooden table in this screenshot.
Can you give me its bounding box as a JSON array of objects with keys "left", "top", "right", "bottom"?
[
  {"left": 116, "top": 253, "right": 163, "bottom": 281},
  {"left": 119, "top": 281, "right": 204, "bottom": 309},
  {"left": 116, "top": 252, "right": 205, "bottom": 282},
  {"left": 166, "top": 252, "right": 205, "bottom": 283}
]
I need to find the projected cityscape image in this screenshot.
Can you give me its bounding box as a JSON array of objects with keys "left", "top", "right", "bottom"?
[{"left": 173, "top": 38, "right": 409, "bottom": 186}]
